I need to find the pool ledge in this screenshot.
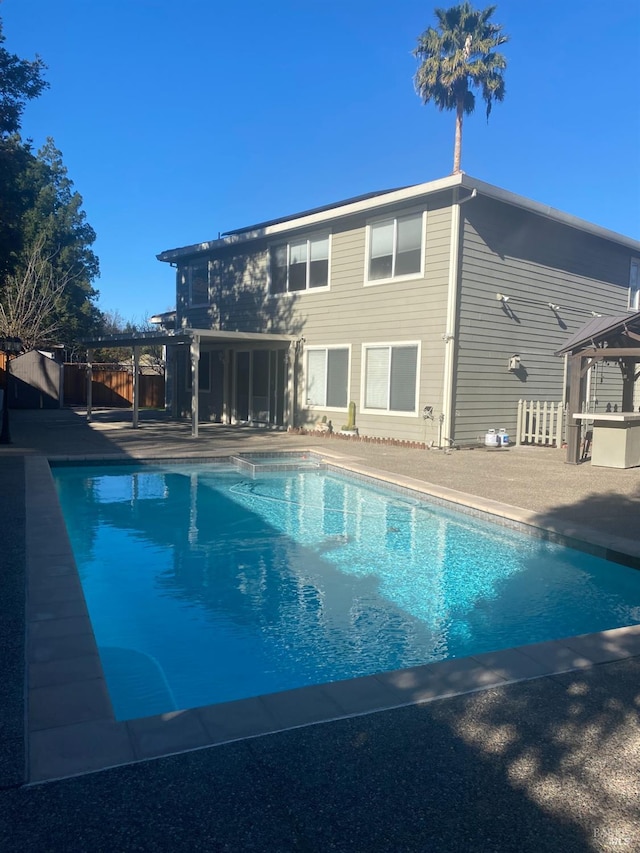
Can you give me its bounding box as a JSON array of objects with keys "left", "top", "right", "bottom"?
[{"left": 24, "top": 454, "right": 640, "bottom": 784}]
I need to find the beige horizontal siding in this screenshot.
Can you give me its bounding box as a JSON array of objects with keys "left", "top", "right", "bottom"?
[
  {"left": 294, "top": 205, "right": 453, "bottom": 441},
  {"left": 453, "top": 196, "right": 632, "bottom": 443}
]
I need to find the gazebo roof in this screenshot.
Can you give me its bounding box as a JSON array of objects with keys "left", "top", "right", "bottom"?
[{"left": 555, "top": 310, "right": 640, "bottom": 356}]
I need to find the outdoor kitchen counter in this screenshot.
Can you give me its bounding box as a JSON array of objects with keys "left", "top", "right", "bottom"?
[{"left": 573, "top": 412, "right": 640, "bottom": 469}]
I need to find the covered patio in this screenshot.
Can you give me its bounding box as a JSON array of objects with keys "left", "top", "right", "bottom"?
[
  {"left": 82, "top": 328, "right": 300, "bottom": 437},
  {"left": 557, "top": 310, "right": 640, "bottom": 466}
]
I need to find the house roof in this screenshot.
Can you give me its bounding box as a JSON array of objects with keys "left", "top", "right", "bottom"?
[
  {"left": 220, "top": 186, "right": 410, "bottom": 236},
  {"left": 156, "top": 173, "right": 640, "bottom": 264},
  {"left": 555, "top": 310, "right": 640, "bottom": 356}
]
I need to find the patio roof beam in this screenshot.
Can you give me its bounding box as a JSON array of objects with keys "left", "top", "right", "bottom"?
[{"left": 573, "top": 347, "right": 640, "bottom": 360}]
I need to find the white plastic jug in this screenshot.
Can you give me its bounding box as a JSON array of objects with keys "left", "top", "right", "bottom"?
[{"left": 485, "top": 429, "right": 500, "bottom": 447}]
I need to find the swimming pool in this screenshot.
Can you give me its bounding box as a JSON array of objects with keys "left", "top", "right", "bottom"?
[{"left": 52, "top": 460, "right": 640, "bottom": 721}]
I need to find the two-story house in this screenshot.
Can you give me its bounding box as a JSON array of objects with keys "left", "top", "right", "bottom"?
[{"left": 153, "top": 173, "right": 640, "bottom": 446}]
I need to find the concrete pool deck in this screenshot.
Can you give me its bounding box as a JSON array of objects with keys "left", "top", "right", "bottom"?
[{"left": 1, "top": 409, "right": 640, "bottom": 851}]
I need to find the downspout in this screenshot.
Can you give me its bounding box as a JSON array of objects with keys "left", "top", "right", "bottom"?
[{"left": 440, "top": 187, "right": 476, "bottom": 447}]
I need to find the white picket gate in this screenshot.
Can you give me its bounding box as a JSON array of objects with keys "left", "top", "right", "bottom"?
[{"left": 516, "top": 400, "right": 567, "bottom": 447}]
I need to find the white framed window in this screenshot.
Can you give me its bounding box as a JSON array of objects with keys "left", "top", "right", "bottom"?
[
  {"left": 184, "top": 262, "right": 209, "bottom": 306},
  {"left": 361, "top": 342, "right": 420, "bottom": 415},
  {"left": 186, "top": 350, "right": 211, "bottom": 392},
  {"left": 270, "top": 234, "right": 330, "bottom": 294},
  {"left": 629, "top": 258, "right": 640, "bottom": 310},
  {"left": 305, "top": 346, "right": 350, "bottom": 409},
  {"left": 365, "top": 212, "right": 424, "bottom": 284}
]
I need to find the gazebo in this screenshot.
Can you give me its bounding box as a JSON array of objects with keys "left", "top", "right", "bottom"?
[{"left": 556, "top": 310, "right": 640, "bottom": 466}]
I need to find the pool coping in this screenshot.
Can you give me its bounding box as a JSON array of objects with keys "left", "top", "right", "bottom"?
[{"left": 25, "top": 450, "right": 640, "bottom": 784}]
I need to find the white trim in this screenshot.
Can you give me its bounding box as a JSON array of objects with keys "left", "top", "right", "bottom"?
[
  {"left": 441, "top": 191, "right": 461, "bottom": 448},
  {"left": 360, "top": 341, "right": 421, "bottom": 417},
  {"left": 304, "top": 344, "right": 351, "bottom": 411},
  {"left": 269, "top": 232, "right": 332, "bottom": 296},
  {"left": 363, "top": 211, "right": 426, "bottom": 287}
]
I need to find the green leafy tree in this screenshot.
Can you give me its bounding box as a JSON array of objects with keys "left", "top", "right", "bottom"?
[
  {"left": 0, "top": 20, "right": 47, "bottom": 134},
  {"left": 0, "top": 136, "right": 35, "bottom": 280},
  {"left": 0, "top": 16, "right": 101, "bottom": 353},
  {"left": 0, "top": 18, "right": 48, "bottom": 278},
  {"left": 413, "top": 3, "right": 508, "bottom": 174},
  {"left": 20, "top": 139, "right": 102, "bottom": 349}
]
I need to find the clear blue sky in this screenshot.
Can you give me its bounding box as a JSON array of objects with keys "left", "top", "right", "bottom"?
[{"left": 4, "top": 0, "right": 640, "bottom": 322}]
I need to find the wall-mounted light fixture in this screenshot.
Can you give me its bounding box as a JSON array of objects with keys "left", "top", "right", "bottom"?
[
  {"left": 508, "top": 354, "right": 521, "bottom": 371},
  {"left": 591, "top": 311, "right": 602, "bottom": 317},
  {"left": 496, "top": 293, "right": 510, "bottom": 302},
  {"left": 548, "top": 303, "right": 561, "bottom": 311}
]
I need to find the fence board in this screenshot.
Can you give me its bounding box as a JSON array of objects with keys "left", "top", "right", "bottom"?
[
  {"left": 516, "top": 400, "right": 566, "bottom": 447},
  {"left": 64, "top": 364, "right": 164, "bottom": 408}
]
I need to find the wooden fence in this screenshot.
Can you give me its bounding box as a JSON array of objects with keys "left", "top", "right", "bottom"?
[
  {"left": 515, "top": 400, "right": 567, "bottom": 447},
  {"left": 64, "top": 364, "right": 165, "bottom": 408}
]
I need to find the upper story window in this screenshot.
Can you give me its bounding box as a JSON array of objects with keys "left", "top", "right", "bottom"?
[
  {"left": 366, "top": 213, "right": 424, "bottom": 284},
  {"left": 186, "top": 262, "right": 209, "bottom": 306},
  {"left": 630, "top": 258, "right": 640, "bottom": 310},
  {"left": 270, "top": 234, "right": 330, "bottom": 294}
]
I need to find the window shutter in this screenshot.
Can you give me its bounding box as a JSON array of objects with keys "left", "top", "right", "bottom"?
[
  {"left": 309, "top": 236, "right": 329, "bottom": 288},
  {"left": 369, "top": 221, "right": 394, "bottom": 280},
  {"left": 288, "top": 240, "right": 307, "bottom": 291},
  {"left": 270, "top": 246, "right": 287, "bottom": 294},
  {"left": 395, "top": 215, "right": 422, "bottom": 276},
  {"left": 389, "top": 346, "right": 418, "bottom": 411},
  {"left": 365, "top": 347, "right": 390, "bottom": 409},
  {"left": 326, "top": 349, "right": 348, "bottom": 408},
  {"left": 306, "top": 350, "right": 327, "bottom": 406}
]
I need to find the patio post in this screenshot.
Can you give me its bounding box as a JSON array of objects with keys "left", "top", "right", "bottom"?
[
  {"left": 565, "top": 353, "right": 583, "bottom": 464},
  {"left": 132, "top": 346, "right": 140, "bottom": 429},
  {"left": 190, "top": 335, "right": 200, "bottom": 438},
  {"left": 86, "top": 349, "right": 93, "bottom": 422},
  {"left": 285, "top": 341, "right": 296, "bottom": 430},
  {"left": 222, "top": 349, "right": 231, "bottom": 424},
  {"left": 621, "top": 358, "right": 635, "bottom": 412}
]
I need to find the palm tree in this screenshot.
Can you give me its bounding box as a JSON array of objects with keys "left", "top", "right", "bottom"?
[{"left": 414, "top": 3, "right": 508, "bottom": 174}]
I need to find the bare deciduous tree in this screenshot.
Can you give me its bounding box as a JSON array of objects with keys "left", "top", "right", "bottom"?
[{"left": 0, "top": 235, "right": 70, "bottom": 350}]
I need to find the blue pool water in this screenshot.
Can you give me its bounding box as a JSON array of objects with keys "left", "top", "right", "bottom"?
[{"left": 53, "top": 462, "right": 640, "bottom": 721}]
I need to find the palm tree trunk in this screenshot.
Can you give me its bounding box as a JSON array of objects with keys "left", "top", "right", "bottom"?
[{"left": 453, "top": 97, "right": 464, "bottom": 174}]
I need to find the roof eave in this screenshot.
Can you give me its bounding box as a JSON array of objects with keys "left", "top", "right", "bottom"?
[
  {"left": 157, "top": 173, "right": 640, "bottom": 264},
  {"left": 156, "top": 174, "right": 464, "bottom": 263},
  {"left": 460, "top": 175, "right": 640, "bottom": 252}
]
